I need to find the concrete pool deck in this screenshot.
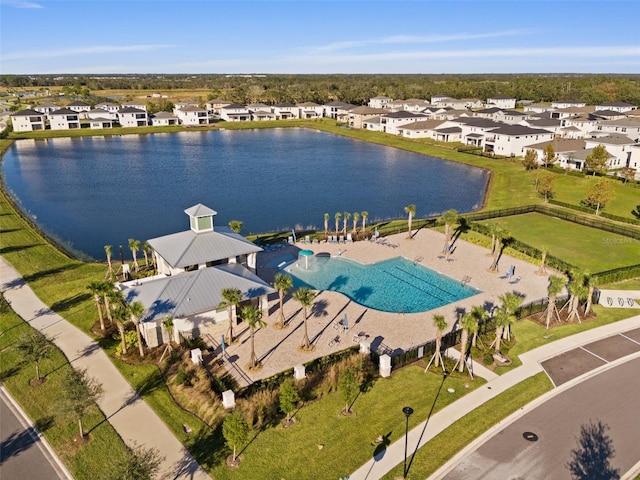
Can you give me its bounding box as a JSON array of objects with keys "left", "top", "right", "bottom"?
[{"left": 204, "top": 228, "right": 553, "bottom": 386}]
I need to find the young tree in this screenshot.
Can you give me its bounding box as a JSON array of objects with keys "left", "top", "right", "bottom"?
[
  {"left": 425, "top": 314, "right": 447, "bottom": 372},
  {"left": 292, "top": 287, "right": 315, "bottom": 350},
  {"left": 87, "top": 280, "right": 106, "bottom": 331},
  {"left": 585, "top": 144, "right": 610, "bottom": 176},
  {"left": 537, "top": 172, "right": 555, "bottom": 202},
  {"left": 489, "top": 227, "right": 509, "bottom": 272},
  {"left": 458, "top": 312, "right": 478, "bottom": 374},
  {"left": 128, "top": 238, "right": 140, "bottom": 272},
  {"left": 441, "top": 209, "right": 458, "bottom": 253},
  {"left": 279, "top": 378, "right": 300, "bottom": 423},
  {"left": 492, "top": 308, "right": 513, "bottom": 354},
  {"left": 61, "top": 367, "right": 103, "bottom": 439},
  {"left": 542, "top": 143, "right": 557, "bottom": 168},
  {"left": 352, "top": 211, "right": 360, "bottom": 235},
  {"left": 470, "top": 305, "right": 488, "bottom": 347},
  {"left": 342, "top": 212, "right": 350, "bottom": 236},
  {"left": 221, "top": 287, "right": 243, "bottom": 344},
  {"left": 141, "top": 242, "right": 153, "bottom": 270},
  {"left": 273, "top": 273, "right": 293, "bottom": 329},
  {"left": 497, "top": 292, "right": 522, "bottom": 341},
  {"left": 360, "top": 211, "right": 368, "bottom": 234},
  {"left": 567, "top": 421, "right": 620, "bottom": 480},
  {"left": 339, "top": 367, "right": 359, "bottom": 414},
  {"left": 228, "top": 220, "right": 243, "bottom": 234},
  {"left": 583, "top": 273, "right": 598, "bottom": 316},
  {"left": 128, "top": 301, "right": 146, "bottom": 358},
  {"left": 106, "top": 443, "right": 164, "bottom": 480},
  {"left": 584, "top": 179, "right": 614, "bottom": 215},
  {"left": 537, "top": 246, "right": 548, "bottom": 275},
  {"left": 15, "top": 330, "right": 53, "bottom": 382},
  {"left": 619, "top": 167, "right": 636, "bottom": 184},
  {"left": 404, "top": 204, "right": 416, "bottom": 239},
  {"left": 334, "top": 212, "right": 341, "bottom": 237},
  {"left": 242, "top": 305, "right": 266, "bottom": 369},
  {"left": 323, "top": 213, "right": 329, "bottom": 238},
  {"left": 104, "top": 244, "right": 114, "bottom": 280},
  {"left": 566, "top": 270, "right": 586, "bottom": 323},
  {"left": 545, "top": 275, "right": 566, "bottom": 329},
  {"left": 522, "top": 149, "right": 539, "bottom": 171},
  {"left": 223, "top": 411, "right": 249, "bottom": 464}
]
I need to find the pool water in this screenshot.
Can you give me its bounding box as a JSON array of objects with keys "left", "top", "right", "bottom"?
[{"left": 286, "top": 256, "right": 480, "bottom": 313}]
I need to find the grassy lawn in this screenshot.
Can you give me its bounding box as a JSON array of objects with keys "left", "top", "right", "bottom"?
[
  {"left": 209, "top": 366, "right": 484, "bottom": 480},
  {"left": 382, "top": 373, "right": 553, "bottom": 479},
  {"left": 602, "top": 278, "right": 640, "bottom": 290},
  {"left": 0, "top": 303, "right": 130, "bottom": 479},
  {"left": 482, "top": 213, "right": 639, "bottom": 272}
]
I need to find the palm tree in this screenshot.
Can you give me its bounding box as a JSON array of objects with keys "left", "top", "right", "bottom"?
[
  {"left": 242, "top": 305, "right": 266, "bottom": 369},
  {"left": 334, "top": 212, "right": 341, "bottom": 237},
  {"left": 128, "top": 301, "right": 146, "bottom": 358},
  {"left": 441, "top": 209, "right": 459, "bottom": 253},
  {"left": 104, "top": 244, "right": 114, "bottom": 280},
  {"left": 352, "top": 212, "right": 360, "bottom": 235},
  {"left": 583, "top": 273, "right": 597, "bottom": 316},
  {"left": 273, "top": 273, "right": 293, "bottom": 329},
  {"left": 293, "top": 287, "right": 315, "bottom": 351},
  {"left": 492, "top": 308, "right": 514, "bottom": 354},
  {"left": 323, "top": 213, "right": 329, "bottom": 239},
  {"left": 458, "top": 312, "right": 478, "bottom": 374},
  {"left": 470, "top": 305, "right": 488, "bottom": 347},
  {"left": 545, "top": 275, "right": 566, "bottom": 329},
  {"left": 427, "top": 314, "right": 447, "bottom": 372},
  {"left": 228, "top": 220, "right": 243, "bottom": 234},
  {"left": 404, "top": 204, "right": 416, "bottom": 239},
  {"left": 101, "top": 280, "right": 117, "bottom": 327},
  {"left": 537, "top": 246, "right": 548, "bottom": 275},
  {"left": 489, "top": 227, "right": 509, "bottom": 273},
  {"left": 87, "top": 281, "right": 106, "bottom": 331},
  {"left": 342, "top": 212, "right": 350, "bottom": 235},
  {"left": 486, "top": 223, "right": 502, "bottom": 257},
  {"left": 566, "top": 270, "right": 586, "bottom": 323},
  {"left": 361, "top": 211, "right": 368, "bottom": 234},
  {"left": 220, "top": 287, "right": 243, "bottom": 344},
  {"left": 498, "top": 292, "right": 523, "bottom": 341},
  {"left": 112, "top": 298, "right": 129, "bottom": 355},
  {"left": 128, "top": 238, "right": 140, "bottom": 272}
]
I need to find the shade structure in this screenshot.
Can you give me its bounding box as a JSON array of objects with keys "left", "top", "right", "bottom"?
[{"left": 299, "top": 249, "right": 314, "bottom": 269}]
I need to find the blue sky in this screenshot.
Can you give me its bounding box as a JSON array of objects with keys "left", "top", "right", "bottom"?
[{"left": 1, "top": 0, "right": 639, "bottom": 74}]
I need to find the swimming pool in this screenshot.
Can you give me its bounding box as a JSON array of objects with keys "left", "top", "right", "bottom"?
[{"left": 285, "top": 256, "right": 480, "bottom": 313}]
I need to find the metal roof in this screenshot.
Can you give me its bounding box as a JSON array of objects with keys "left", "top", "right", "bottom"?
[
  {"left": 124, "top": 263, "right": 275, "bottom": 323},
  {"left": 184, "top": 204, "right": 217, "bottom": 217}
]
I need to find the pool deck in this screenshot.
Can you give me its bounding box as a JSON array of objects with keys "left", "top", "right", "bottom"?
[{"left": 203, "top": 228, "right": 553, "bottom": 387}]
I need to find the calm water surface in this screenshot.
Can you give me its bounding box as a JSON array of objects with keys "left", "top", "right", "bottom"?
[{"left": 2, "top": 128, "right": 488, "bottom": 260}]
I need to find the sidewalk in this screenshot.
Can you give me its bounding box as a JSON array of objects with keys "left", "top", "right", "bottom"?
[
  {"left": 349, "top": 313, "right": 640, "bottom": 480},
  {"left": 0, "top": 257, "right": 212, "bottom": 480}
]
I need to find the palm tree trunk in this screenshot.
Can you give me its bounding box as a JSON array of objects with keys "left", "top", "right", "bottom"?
[
  {"left": 135, "top": 322, "right": 145, "bottom": 357},
  {"left": 494, "top": 326, "right": 503, "bottom": 353},
  {"left": 434, "top": 334, "right": 442, "bottom": 367},
  {"left": 302, "top": 308, "right": 310, "bottom": 349},
  {"left": 584, "top": 286, "right": 594, "bottom": 315},
  {"left": 227, "top": 306, "right": 235, "bottom": 343},
  {"left": 545, "top": 295, "right": 556, "bottom": 329},
  {"left": 538, "top": 251, "right": 547, "bottom": 275},
  {"left": 103, "top": 295, "right": 113, "bottom": 325},
  {"left": 118, "top": 322, "right": 127, "bottom": 354},
  {"left": 250, "top": 329, "right": 256, "bottom": 368},
  {"left": 95, "top": 295, "right": 105, "bottom": 331},
  {"left": 278, "top": 292, "right": 285, "bottom": 328},
  {"left": 78, "top": 418, "right": 84, "bottom": 439},
  {"left": 35, "top": 361, "right": 41, "bottom": 381},
  {"left": 458, "top": 330, "right": 468, "bottom": 373}
]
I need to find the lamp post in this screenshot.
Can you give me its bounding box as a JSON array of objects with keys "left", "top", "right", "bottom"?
[{"left": 403, "top": 406, "right": 414, "bottom": 478}]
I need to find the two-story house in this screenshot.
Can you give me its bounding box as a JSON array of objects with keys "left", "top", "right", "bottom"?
[
  {"left": 220, "top": 104, "right": 251, "bottom": 122},
  {"left": 49, "top": 107, "right": 81, "bottom": 130},
  {"left": 11, "top": 109, "right": 47, "bottom": 132},
  {"left": 176, "top": 105, "right": 209, "bottom": 126},
  {"left": 118, "top": 107, "right": 149, "bottom": 127}
]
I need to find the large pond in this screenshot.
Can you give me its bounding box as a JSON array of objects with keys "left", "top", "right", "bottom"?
[{"left": 2, "top": 128, "right": 489, "bottom": 260}]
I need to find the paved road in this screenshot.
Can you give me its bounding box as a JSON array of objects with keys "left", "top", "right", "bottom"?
[
  {"left": 0, "top": 385, "right": 72, "bottom": 480},
  {"left": 442, "top": 356, "right": 640, "bottom": 480}
]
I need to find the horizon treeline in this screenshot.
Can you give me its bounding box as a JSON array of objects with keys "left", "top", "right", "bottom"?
[{"left": 2, "top": 73, "right": 639, "bottom": 106}]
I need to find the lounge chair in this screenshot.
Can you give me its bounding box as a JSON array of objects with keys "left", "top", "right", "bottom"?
[
  {"left": 339, "top": 235, "right": 345, "bottom": 244},
  {"left": 305, "top": 235, "right": 310, "bottom": 244},
  {"left": 346, "top": 233, "right": 353, "bottom": 243},
  {"left": 328, "top": 335, "right": 341, "bottom": 347}
]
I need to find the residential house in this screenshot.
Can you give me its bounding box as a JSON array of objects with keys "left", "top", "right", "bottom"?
[
  {"left": 525, "top": 138, "right": 587, "bottom": 170},
  {"left": 521, "top": 118, "right": 564, "bottom": 136},
  {"left": 430, "top": 93, "right": 450, "bottom": 105},
  {"left": 250, "top": 109, "right": 276, "bottom": 122},
  {"left": 173, "top": 100, "right": 200, "bottom": 115},
  {"left": 118, "top": 204, "right": 274, "bottom": 347},
  {"left": 626, "top": 145, "right": 640, "bottom": 180},
  {"left": 455, "top": 118, "right": 504, "bottom": 147},
  {"left": 551, "top": 100, "right": 586, "bottom": 109},
  {"left": 561, "top": 115, "right": 597, "bottom": 138},
  {"left": 49, "top": 108, "right": 81, "bottom": 130},
  {"left": 176, "top": 105, "right": 209, "bottom": 126},
  {"left": 150, "top": 111, "right": 179, "bottom": 126},
  {"left": 397, "top": 119, "right": 447, "bottom": 139},
  {"left": 348, "top": 106, "right": 387, "bottom": 129},
  {"left": 34, "top": 103, "right": 61, "bottom": 116},
  {"left": 473, "top": 107, "right": 503, "bottom": 120},
  {"left": 368, "top": 96, "right": 393, "bottom": 109},
  {"left": 297, "top": 102, "right": 324, "bottom": 119},
  {"left": 585, "top": 134, "right": 636, "bottom": 170},
  {"left": 524, "top": 103, "right": 554, "bottom": 114},
  {"left": 483, "top": 125, "right": 554, "bottom": 157},
  {"left": 220, "top": 104, "right": 251, "bottom": 122},
  {"left": 387, "top": 98, "right": 431, "bottom": 112},
  {"left": 96, "top": 102, "right": 121, "bottom": 115},
  {"left": 66, "top": 101, "right": 91, "bottom": 118},
  {"left": 272, "top": 102, "right": 299, "bottom": 120},
  {"left": 10, "top": 109, "right": 46, "bottom": 132},
  {"left": 486, "top": 96, "right": 516, "bottom": 109},
  {"left": 550, "top": 106, "right": 595, "bottom": 119},
  {"left": 89, "top": 118, "right": 115, "bottom": 130},
  {"left": 118, "top": 107, "right": 149, "bottom": 127},
  {"left": 206, "top": 99, "right": 232, "bottom": 115},
  {"left": 595, "top": 101, "right": 636, "bottom": 113},
  {"left": 122, "top": 101, "right": 147, "bottom": 111},
  {"left": 323, "top": 101, "right": 354, "bottom": 120},
  {"left": 379, "top": 111, "right": 427, "bottom": 135},
  {"left": 595, "top": 118, "right": 640, "bottom": 142},
  {"left": 88, "top": 108, "right": 118, "bottom": 121}
]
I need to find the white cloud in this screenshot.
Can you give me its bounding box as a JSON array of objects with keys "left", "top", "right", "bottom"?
[
  {"left": 1, "top": 44, "right": 177, "bottom": 62},
  {"left": 311, "top": 29, "right": 536, "bottom": 53}
]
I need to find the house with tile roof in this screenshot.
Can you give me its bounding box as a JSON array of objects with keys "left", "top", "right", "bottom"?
[
  {"left": 297, "top": 102, "right": 324, "bottom": 119},
  {"left": 118, "top": 106, "right": 149, "bottom": 127},
  {"left": 118, "top": 204, "right": 274, "bottom": 348},
  {"left": 483, "top": 125, "right": 555, "bottom": 157},
  {"left": 348, "top": 106, "right": 387, "bottom": 129},
  {"left": 49, "top": 107, "right": 81, "bottom": 130},
  {"left": 150, "top": 111, "right": 179, "bottom": 126},
  {"left": 34, "top": 102, "right": 61, "bottom": 116},
  {"left": 66, "top": 101, "right": 91, "bottom": 118},
  {"left": 323, "top": 101, "right": 355, "bottom": 120},
  {"left": 379, "top": 111, "right": 428, "bottom": 135},
  {"left": 368, "top": 96, "right": 393, "bottom": 109},
  {"left": 175, "top": 105, "right": 209, "bottom": 126},
  {"left": 525, "top": 138, "right": 588, "bottom": 170},
  {"left": 585, "top": 134, "right": 636, "bottom": 170},
  {"left": 221, "top": 104, "right": 251, "bottom": 122},
  {"left": 11, "top": 109, "right": 47, "bottom": 132}
]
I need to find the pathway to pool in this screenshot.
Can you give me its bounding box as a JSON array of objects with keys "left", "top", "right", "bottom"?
[{"left": 201, "top": 227, "right": 552, "bottom": 387}]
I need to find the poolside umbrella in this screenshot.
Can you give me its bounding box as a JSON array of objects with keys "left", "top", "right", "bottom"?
[
  {"left": 374, "top": 227, "right": 379, "bottom": 238},
  {"left": 343, "top": 313, "right": 348, "bottom": 331}
]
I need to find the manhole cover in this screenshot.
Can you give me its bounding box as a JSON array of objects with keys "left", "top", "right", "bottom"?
[{"left": 523, "top": 432, "right": 538, "bottom": 442}]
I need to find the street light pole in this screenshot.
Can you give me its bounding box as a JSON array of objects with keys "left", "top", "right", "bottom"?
[{"left": 403, "top": 406, "right": 414, "bottom": 478}]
